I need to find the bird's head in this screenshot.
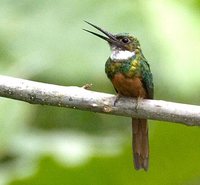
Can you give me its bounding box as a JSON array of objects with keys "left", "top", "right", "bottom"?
[{"left": 83, "top": 21, "right": 141, "bottom": 53}]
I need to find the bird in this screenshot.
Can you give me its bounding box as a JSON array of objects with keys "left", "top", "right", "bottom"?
[{"left": 83, "top": 21, "right": 154, "bottom": 171}]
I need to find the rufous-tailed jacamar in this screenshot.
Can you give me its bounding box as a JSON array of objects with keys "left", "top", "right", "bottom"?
[{"left": 84, "top": 21, "right": 154, "bottom": 171}]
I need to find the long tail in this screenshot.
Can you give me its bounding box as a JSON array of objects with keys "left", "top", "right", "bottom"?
[{"left": 132, "top": 118, "right": 149, "bottom": 171}]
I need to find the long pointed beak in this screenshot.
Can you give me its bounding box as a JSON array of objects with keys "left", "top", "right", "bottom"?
[{"left": 83, "top": 21, "right": 122, "bottom": 47}]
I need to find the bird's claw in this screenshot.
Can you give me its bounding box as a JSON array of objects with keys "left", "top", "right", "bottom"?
[
  {"left": 82, "top": 83, "right": 93, "bottom": 90},
  {"left": 114, "top": 94, "right": 121, "bottom": 106},
  {"left": 135, "top": 97, "right": 143, "bottom": 112}
]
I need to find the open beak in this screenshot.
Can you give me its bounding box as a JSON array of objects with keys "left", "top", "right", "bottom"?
[{"left": 83, "top": 21, "right": 123, "bottom": 48}]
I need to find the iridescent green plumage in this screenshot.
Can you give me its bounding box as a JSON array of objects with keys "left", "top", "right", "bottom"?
[
  {"left": 140, "top": 58, "right": 154, "bottom": 99},
  {"left": 105, "top": 49, "right": 153, "bottom": 99}
]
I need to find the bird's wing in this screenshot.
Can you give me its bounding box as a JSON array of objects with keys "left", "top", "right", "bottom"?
[{"left": 140, "top": 60, "right": 154, "bottom": 99}]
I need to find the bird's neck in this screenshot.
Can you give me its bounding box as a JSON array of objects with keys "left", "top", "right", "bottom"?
[{"left": 110, "top": 49, "right": 135, "bottom": 61}]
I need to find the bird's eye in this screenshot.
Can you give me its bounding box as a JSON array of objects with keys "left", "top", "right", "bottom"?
[{"left": 121, "top": 37, "right": 129, "bottom": 43}]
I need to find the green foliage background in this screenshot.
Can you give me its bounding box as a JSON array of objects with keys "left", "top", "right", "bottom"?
[{"left": 0, "top": 0, "right": 200, "bottom": 184}]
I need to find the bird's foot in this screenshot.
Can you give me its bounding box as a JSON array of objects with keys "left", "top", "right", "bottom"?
[
  {"left": 82, "top": 83, "right": 93, "bottom": 90},
  {"left": 114, "top": 94, "right": 122, "bottom": 106},
  {"left": 135, "top": 97, "right": 143, "bottom": 112}
]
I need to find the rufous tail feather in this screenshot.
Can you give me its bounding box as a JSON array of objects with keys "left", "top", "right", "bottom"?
[{"left": 132, "top": 118, "right": 149, "bottom": 171}]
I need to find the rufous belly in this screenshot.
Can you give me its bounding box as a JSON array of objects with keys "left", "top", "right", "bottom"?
[{"left": 111, "top": 73, "right": 147, "bottom": 98}]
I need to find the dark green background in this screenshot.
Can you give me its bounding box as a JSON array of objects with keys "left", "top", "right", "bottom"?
[{"left": 0, "top": 0, "right": 200, "bottom": 185}]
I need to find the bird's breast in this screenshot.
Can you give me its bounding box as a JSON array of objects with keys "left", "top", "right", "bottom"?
[
  {"left": 105, "top": 57, "right": 140, "bottom": 79},
  {"left": 111, "top": 73, "right": 147, "bottom": 98}
]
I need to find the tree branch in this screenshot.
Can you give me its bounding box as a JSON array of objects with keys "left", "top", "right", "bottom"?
[{"left": 0, "top": 75, "right": 199, "bottom": 126}]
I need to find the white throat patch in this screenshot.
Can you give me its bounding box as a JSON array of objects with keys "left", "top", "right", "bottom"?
[{"left": 110, "top": 50, "right": 135, "bottom": 60}]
